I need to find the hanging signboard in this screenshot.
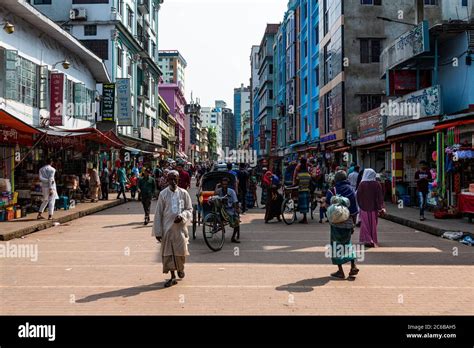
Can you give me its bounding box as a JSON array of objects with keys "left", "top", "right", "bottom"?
[
  {"left": 271, "top": 119, "right": 277, "bottom": 149},
  {"left": 101, "top": 83, "right": 115, "bottom": 122},
  {"left": 116, "top": 78, "right": 132, "bottom": 125},
  {"left": 49, "top": 73, "right": 64, "bottom": 126}
]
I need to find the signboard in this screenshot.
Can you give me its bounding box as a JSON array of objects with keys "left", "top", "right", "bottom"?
[
  {"left": 141, "top": 127, "right": 152, "bottom": 141},
  {"left": 0, "top": 126, "right": 34, "bottom": 146},
  {"left": 386, "top": 85, "right": 442, "bottom": 128},
  {"left": 49, "top": 73, "right": 64, "bottom": 126},
  {"left": 153, "top": 128, "right": 162, "bottom": 146},
  {"left": 260, "top": 125, "right": 266, "bottom": 150},
  {"left": 381, "top": 20, "right": 430, "bottom": 76},
  {"left": 271, "top": 119, "right": 277, "bottom": 149},
  {"left": 358, "top": 107, "right": 384, "bottom": 138},
  {"left": 320, "top": 129, "right": 345, "bottom": 144},
  {"left": 101, "top": 83, "right": 115, "bottom": 122},
  {"left": 116, "top": 78, "right": 132, "bottom": 125}
]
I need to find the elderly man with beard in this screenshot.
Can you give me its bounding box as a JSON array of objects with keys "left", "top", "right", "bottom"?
[{"left": 153, "top": 170, "right": 193, "bottom": 288}]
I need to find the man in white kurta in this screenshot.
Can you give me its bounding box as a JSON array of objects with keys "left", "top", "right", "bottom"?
[
  {"left": 37, "top": 159, "right": 59, "bottom": 220},
  {"left": 153, "top": 170, "right": 193, "bottom": 288}
]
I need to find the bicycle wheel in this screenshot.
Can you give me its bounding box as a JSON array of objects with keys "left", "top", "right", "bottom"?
[
  {"left": 203, "top": 213, "right": 225, "bottom": 252},
  {"left": 192, "top": 204, "right": 197, "bottom": 240},
  {"left": 281, "top": 198, "right": 296, "bottom": 225}
]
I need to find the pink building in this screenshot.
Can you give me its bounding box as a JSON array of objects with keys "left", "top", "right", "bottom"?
[{"left": 159, "top": 83, "right": 187, "bottom": 156}]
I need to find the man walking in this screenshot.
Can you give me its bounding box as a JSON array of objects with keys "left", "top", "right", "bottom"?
[
  {"left": 237, "top": 163, "right": 249, "bottom": 214},
  {"left": 116, "top": 165, "right": 128, "bottom": 202},
  {"left": 153, "top": 170, "right": 193, "bottom": 288},
  {"left": 176, "top": 162, "right": 191, "bottom": 190},
  {"left": 89, "top": 165, "right": 100, "bottom": 203},
  {"left": 37, "top": 158, "right": 59, "bottom": 220},
  {"left": 138, "top": 168, "right": 156, "bottom": 225},
  {"left": 100, "top": 165, "right": 110, "bottom": 200},
  {"left": 415, "top": 161, "right": 432, "bottom": 221}
]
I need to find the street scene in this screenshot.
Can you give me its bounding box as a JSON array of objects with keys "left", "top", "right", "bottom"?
[{"left": 0, "top": 0, "right": 474, "bottom": 325}]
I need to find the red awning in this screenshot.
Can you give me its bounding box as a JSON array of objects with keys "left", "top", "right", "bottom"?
[
  {"left": 435, "top": 119, "right": 474, "bottom": 130},
  {"left": 0, "top": 109, "right": 39, "bottom": 134},
  {"left": 62, "top": 128, "right": 124, "bottom": 148},
  {"left": 103, "top": 130, "right": 126, "bottom": 147}
]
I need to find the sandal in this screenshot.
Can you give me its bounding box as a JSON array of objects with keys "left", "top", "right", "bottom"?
[
  {"left": 164, "top": 279, "right": 177, "bottom": 288},
  {"left": 349, "top": 268, "right": 360, "bottom": 276},
  {"left": 37, "top": 216, "right": 45, "bottom": 220},
  {"left": 330, "top": 271, "right": 345, "bottom": 279},
  {"left": 178, "top": 271, "right": 185, "bottom": 279}
]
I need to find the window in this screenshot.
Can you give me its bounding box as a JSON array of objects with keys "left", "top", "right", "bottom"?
[
  {"left": 34, "top": 0, "right": 52, "bottom": 4},
  {"left": 424, "top": 0, "right": 438, "bottom": 5},
  {"left": 127, "top": 6, "right": 134, "bottom": 28},
  {"left": 462, "top": 0, "right": 468, "bottom": 6},
  {"left": 127, "top": 56, "right": 133, "bottom": 76},
  {"left": 360, "top": 39, "right": 381, "bottom": 63},
  {"left": 304, "top": 40, "right": 308, "bottom": 58},
  {"left": 314, "top": 67, "right": 319, "bottom": 87},
  {"left": 269, "top": 64, "right": 273, "bottom": 74},
  {"left": 117, "top": 47, "right": 123, "bottom": 68},
  {"left": 360, "top": 95, "right": 382, "bottom": 113},
  {"left": 361, "top": 0, "right": 382, "bottom": 5},
  {"left": 80, "top": 40, "right": 108, "bottom": 60},
  {"left": 304, "top": 77, "right": 308, "bottom": 95},
  {"left": 324, "top": 92, "right": 331, "bottom": 133},
  {"left": 73, "top": 0, "right": 108, "bottom": 3},
  {"left": 324, "top": 42, "right": 332, "bottom": 84},
  {"left": 323, "top": 0, "right": 329, "bottom": 35},
  {"left": 118, "top": 0, "right": 123, "bottom": 15},
  {"left": 18, "top": 56, "right": 38, "bottom": 107},
  {"left": 84, "top": 25, "right": 97, "bottom": 36},
  {"left": 269, "top": 90, "right": 273, "bottom": 100},
  {"left": 314, "top": 25, "right": 319, "bottom": 46}
]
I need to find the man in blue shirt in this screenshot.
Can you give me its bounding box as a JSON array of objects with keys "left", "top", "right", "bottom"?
[{"left": 215, "top": 176, "right": 240, "bottom": 244}]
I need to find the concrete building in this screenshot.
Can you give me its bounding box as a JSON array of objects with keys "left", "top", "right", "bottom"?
[
  {"left": 1, "top": 0, "right": 110, "bottom": 130},
  {"left": 185, "top": 98, "right": 201, "bottom": 164},
  {"left": 201, "top": 105, "right": 223, "bottom": 155},
  {"left": 241, "top": 109, "right": 251, "bottom": 150},
  {"left": 250, "top": 45, "right": 260, "bottom": 153},
  {"left": 221, "top": 107, "right": 235, "bottom": 150},
  {"left": 31, "top": 0, "right": 164, "bottom": 149},
  {"left": 256, "top": 24, "right": 279, "bottom": 160},
  {"left": 158, "top": 50, "right": 187, "bottom": 94},
  {"left": 233, "top": 84, "right": 250, "bottom": 149}
]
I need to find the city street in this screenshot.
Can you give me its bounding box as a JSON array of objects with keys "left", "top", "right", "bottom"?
[{"left": 1, "top": 184, "right": 472, "bottom": 316}]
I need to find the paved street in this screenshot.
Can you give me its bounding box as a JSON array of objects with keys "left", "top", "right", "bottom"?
[{"left": 1, "top": 184, "right": 473, "bottom": 315}]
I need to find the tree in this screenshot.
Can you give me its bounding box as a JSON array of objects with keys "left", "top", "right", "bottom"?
[{"left": 208, "top": 127, "right": 217, "bottom": 161}]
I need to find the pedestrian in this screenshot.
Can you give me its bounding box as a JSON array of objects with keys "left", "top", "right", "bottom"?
[
  {"left": 37, "top": 158, "right": 59, "bottom": 220},
  {"left": 176, "top": 162, "right": 191, "bottom": 190},
  {"left": 319, "top": 189, "right": 328, "bottom": 223},
  {"left": 348, "top": 165, "right": 360, "bottom": 191},
  {"left": 100, "top": 165, "right": 110, "bottom": 200},
  {"left": 227, "top": 163, "right": 239, "bottom": 193},
  {"left": 153, "top": 170, "right": 193, "bottom": 288},
  {"left": 246, "top": 169, "right": 258, "bottom": 209},
  {"left": 357, "top": 168, "right": 385, "bottom": 248},
  {"left": 237, "top": 163, "right": 249, "bottom": 213},
  {"left": 116, "top": 165, "right": 128, "bottom": 202},
  {"left": 415, "top": 161, "right": 433, "bottom": 221},
  {"left": 129, "top": 172, "right": 138, "bottom": 200},
  {"left": 265, "top": 173, "right": 283, "bottom": 223},
  {"left": 215, "top": 176, "right": 241, "bottom": 243},
  {"left": 261, "top": 168, "right": 272, "bottom": 207},
  {"left": 138, "top": 168, "right": 156, "bottom": 225},
  {"left": 326, "top": 170, "right": 359, "bottom": 279},
  {"left": 295, "top": 158, "right": 311, "bottom": 224},
  {"left": 88, "top": 165, "right": 100, "bottom": 203}
]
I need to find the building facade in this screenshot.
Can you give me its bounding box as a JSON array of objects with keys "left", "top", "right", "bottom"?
[
  {"left": 233, "top": 84, "right": 250, "bottom": 149},
  {"left": 250, "top": 45, "right": 260, "bottom": 154},
  {"left": 158, "top": 49, "right": 187, "bottom": 94},
  {"left": 221, "top": 107, "right": 235, "bottom": 150}
]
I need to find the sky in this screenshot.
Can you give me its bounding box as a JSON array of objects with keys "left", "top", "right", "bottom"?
[{"left": 159, "top": 0, "right": 288, "bottom": 109}]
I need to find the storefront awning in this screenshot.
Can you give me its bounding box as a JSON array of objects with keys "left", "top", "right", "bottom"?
[
  {"left": 0, "top": 109, "right": 39, "bottom": 134},
  {"left": 435, "top": 113, "right": 474, "bottom": 130},
  {"left": 45, "top": 127, "right": 125, "bottom": 148}
]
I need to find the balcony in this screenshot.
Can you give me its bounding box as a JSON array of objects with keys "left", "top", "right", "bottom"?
[{"left": 138, "top": 0, "right": 150, "bottom": 15}]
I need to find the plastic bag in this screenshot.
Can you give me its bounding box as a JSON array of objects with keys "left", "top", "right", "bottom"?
[
  {"left": 441, "top": 231, "right": 464, "bottom": 240},
  {"left": 327, "top": 195, "right": 350, "bottom": 225}
]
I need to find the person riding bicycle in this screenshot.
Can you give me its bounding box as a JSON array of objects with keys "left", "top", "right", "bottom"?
[{"left": 215, "top": 176, "right": 241, "bottom": 244}]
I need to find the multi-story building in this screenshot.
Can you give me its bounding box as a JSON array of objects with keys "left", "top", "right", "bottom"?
[
  {"left": 201, "top": 105, "right": 223, "bottom": 155},
  {"left": 199, "top": 127, "right": 209, "bottom": 163},
  {"left": 233, "top": 84, "right": 250, "bottom": 149},
  {"left": 31, "top": 0, "right": 164, "bottom": 149},
  {"left": 185, "top": 98, "right": 201, "bottom": 164},
  {"left": 159, "top": 83, "right": 187, "bottom": 158},
  {"left": 158, "top": 50, "right": 187, "bottom": 94},
  {"left": 256, "top": 24, "right": 279, "bottom": 161},
  {"left": 241, "top": 110, "right": 252, "bottom": 150},
  {"left": 221, "top": 107, "right": 235, "bottom": 150},
  {"left": 250, "top": 45, "right": 260, "bottom": 154}
]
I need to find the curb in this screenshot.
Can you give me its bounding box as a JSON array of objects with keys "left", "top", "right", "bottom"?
[
  {"left": 0, "top": 200, "right": 126, "bottom": 241},
  {"left": 381, "top": 213, "right": 473, "bottom": 238}
]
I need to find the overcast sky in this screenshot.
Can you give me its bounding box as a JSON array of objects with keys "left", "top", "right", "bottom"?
[{"left": 159, "top": 0, "right": 288, "bottom": 109}]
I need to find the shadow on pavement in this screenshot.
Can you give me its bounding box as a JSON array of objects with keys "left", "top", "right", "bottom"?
[
  {"left": 275, "top": 276, "right": 335, "bottom": 293},
  {"left": 103, "top": 222, "right": 145, "bottom": 228},
  {"left": 76, "top": 282, "right": 167, "bottom": 303}
]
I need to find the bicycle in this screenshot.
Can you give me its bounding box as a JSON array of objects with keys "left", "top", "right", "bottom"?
[{"left": 281, "top": 185, "right": 299, "bottom": 225}]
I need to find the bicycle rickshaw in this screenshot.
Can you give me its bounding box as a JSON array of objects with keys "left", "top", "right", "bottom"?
[{"left": 192, "top": 171, "right": 237, "bottom": 251}]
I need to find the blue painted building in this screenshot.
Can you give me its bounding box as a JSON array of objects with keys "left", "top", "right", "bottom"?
[{"left": 298, "top": 0, "right": 320, "bottom": 152}]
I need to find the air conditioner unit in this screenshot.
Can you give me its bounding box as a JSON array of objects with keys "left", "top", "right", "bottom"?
[{"left": 70, "top": 8, "right": 87, "bottom": 20}]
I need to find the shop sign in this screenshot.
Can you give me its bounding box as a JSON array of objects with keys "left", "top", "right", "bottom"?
[
  {"left": 381, "top": 20, "right": 430, "bottom": 76},
  {"left": 101, "top": 83, "right": 116, "bottom": 122},
  {"left": 116, "top": 79, "right": 132, "bottom": 125},
  {"left": 386, "top": 85, "right": 442, "bottom": 128},
  {"left": 49, "top": 73, "right": 64, "bottom": 126},
  {"left": 153, "top": 128, "right": 162, "bottom": 146},
  {"left": 260, "top": 125, "right": 266, "bottom": 150},
  {"left": 271, "top": 119, "right": 277, "bottom": 149},
  {"left": 320, "top": 129, "right": 344, "bottom": 144},
  {"left": 141, "top": 127, "right": 152, "bottom": 141},
  {"left": 358, "top": 107, "right": 384, "bottom": 138},
  {"left": 43, "top": 134, "right": 84, "bottom": 149}
]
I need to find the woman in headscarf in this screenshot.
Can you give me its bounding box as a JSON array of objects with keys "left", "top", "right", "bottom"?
[
  {"left": 326, "top": 170, "right": 359, "bottom": 279},
  {"left": 356, "top": 168, "right": 385, "bottom": 248},
  {"left": 260, "top": 168, "right": 272, "bottom": 207},
  {"left": 265, "top": 172, "right": 283, "bottom": 223}
]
